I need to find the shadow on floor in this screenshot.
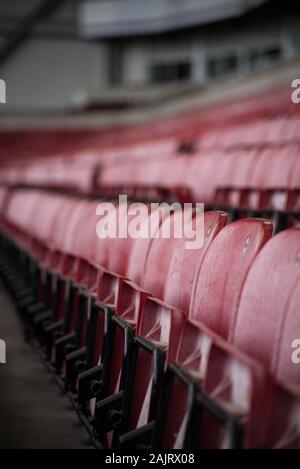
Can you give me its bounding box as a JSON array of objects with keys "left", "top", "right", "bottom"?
[{"left": 0, "top": 284, "right": 93, "bottom": 449}]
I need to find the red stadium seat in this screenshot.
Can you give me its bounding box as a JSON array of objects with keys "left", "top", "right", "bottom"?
[
  {"left": 264, "top": 382, "right": 300, "bottom": 449},
  {"left": 214, "top": 144, "right": 300, "bottom": 216},
  {"left": 187, "top": 152, "right": 225, "bottom": 203},
  {"left": 189, "top": 218, "right": 272, "bottom": 338},
  {"left": 214, "top": 149, "right": 258, "bottom": 207},
  {"left": 198, "top": 117, "right": 287, "bottom": 150},
  {"left": 283, "top": 115, "right": 300, "bottom": 144},
  {"left": 96, "top": 211, "right": 227, "bottom": 446},
  {"left": 163, "top": 210, "right": 227, "bottom": 312},
  {"left": 63, "top": 202, "right": 147, "bottom": 386},
  {"left": 118, "top": 298, "right": 187, "bottom": 447},
  {"left": 153, "top": 319, "right": 270, "bottom": 449},
  {"left": 233, "top": 228, "right": 300, "bottom": 375},
  {"left": 1, "top": 82, "right": 300, "bottom": 451},
  {"left": 49, "top": 199, "right": 111, "bottom": 371},
  {"left": 5, "top": 190, "right": 41, "bottom": 250},
  {"left": 21, "top": 158, "right": 98, "bottom": 194},
  {"left": 141, "top": 208, "right": 197, "bottom": 299},
  {"left": 0, "top": 186, "right": 8, "bottom": 217},
  {"left": 82, "top": 208, "right": 171, "bottom": 429},
  {"left": 273, "top": 279, "right": 300, "bottom": 387},
  {"left": 241, "top": 145, "right": 299, "bottom": 211}
]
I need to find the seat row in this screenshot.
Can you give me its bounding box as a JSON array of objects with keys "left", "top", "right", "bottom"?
[
  {"left": 100, "top": 143, "right": 300, "bottom": 204},
  {"left": 1, "top": 142, "right": 299, "bottom": 211},
  {"left": 0, "top": 186, "right": 299, "bottom": 449},
  {"left": 0, "top": 82, "right": 298, "bottom": 164},
  {"left": 197, "top": 115, "right": 300, "bottom": 150}
]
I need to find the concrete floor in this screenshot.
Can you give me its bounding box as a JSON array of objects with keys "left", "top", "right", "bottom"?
[{"left": 0, "top": 284, "right": 93, "bottom": 449}]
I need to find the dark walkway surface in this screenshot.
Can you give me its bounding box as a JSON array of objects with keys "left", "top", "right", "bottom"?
[{"left": 0, "top": 284, "right": 92, "bottom": 449}]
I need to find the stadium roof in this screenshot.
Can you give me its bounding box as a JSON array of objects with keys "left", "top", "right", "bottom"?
[{"left": 80, "top": 0, "right": 270, "bottom": 38}]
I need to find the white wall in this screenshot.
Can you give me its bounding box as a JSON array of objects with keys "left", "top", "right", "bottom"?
[{"left": 0, "top": 38, "right": 107, "bottom": 111}]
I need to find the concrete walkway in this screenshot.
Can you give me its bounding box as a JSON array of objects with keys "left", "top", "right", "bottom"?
[{"left": 0, "top": 284, "right": 92, "bottom": 449}]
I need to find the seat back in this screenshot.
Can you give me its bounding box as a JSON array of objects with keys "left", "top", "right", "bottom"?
[
  {"left": 163, "top": 211, "right": 227, "bottom": 312},
  {"left": 143, "top": 157, "right": 192, "bottom": 188},
  {"left": 214, "top": 149, "right": 258, "bottom": 206},
  {"left": 233, "top": 228, "right": 300, "bottom": 371},
  {"left": 141, "top": 208, "right": 201, "bottom": 300},
  {"left": 243, "top": 145, "right": 299, "bottom": 210},
  {"left": 250, "top": 145, "right": 299, "bottom": 189},
  {"left": 187, "top": 152, "right": 224, "bottom": 203},
  {"left": 5, "top": 190, "right": 41, "bottom": 249},
  {"left": 290, "top": 148, "right": 300, "bottom": 190},
  {"left": 219, "top": 149, "right": 258, "bottom": 189},
  {"left": 0, "top": 186, "right": 9, "bottom": 218},
  {"left": 189, "top": 218, "right": 272, "bottom": 339},
  {"left": 284, "top": 116, "right": 300, "bottom": 144},
  {"left": 105, "top": 203, "right": 143, "bottom": 276},
  {"left": 126, "top": 205, "right": 171, "bottom": 285},
  {"left": 273, "top": 279, "right": 300, "bottom": 388},
  {"left": 62, "top": 199, "right": 102, "bottom": 283},
  {"left": 28, "top": 192, "right": 63, "bottom": 263},
  {"left": 48, "top": 196, "right": 82, "bottom": 274}
]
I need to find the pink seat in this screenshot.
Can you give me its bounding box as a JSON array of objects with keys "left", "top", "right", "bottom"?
[
  {"left": 121, "top": 297, "right": 187, "bottom": 436},
  {"left": 0, "top": 186, "right": 8, "bottom": 217},
  {"left": 125, "top": 206, "right": 170, "bottom": 286},
  {"left": 156, "top": 318, "right": 269, "bottom": 449},
  {"left": 273, "top": 279, "right": 300, "bottom": 387},
  {"left": 22, "top": 157, "right": 98, "bottom": 194},
  {"left": 5, "top": 190, "right": 42, "bottom": 250},
  {"left": 103, "top": 204, "right": 141, "bottom": 276},
  {"left": 233, "top": 228, "right": 300, "bottom": 373},
  {"left": 187, "top": 152, "right": 224, "bottom": 203},
  {"left": 189, "top": 218, "right": 273, "bottom": 339},
  {"left": 47, "top": 196, "right": 83, "bottom": 274},
  {"left": 243, "top": 145, "right": 299, "bottom": 210},
  {"left": 283, "top": 116, "right": 300, "bottom": 144},
  {"left": 213, "top": 149, "right": 258, "bottom": 206},
  {"left": 264, "top": 382, "right": 300, "bottom": 449},
  {"left": 141, "top": 208, "right": 197, "bottom": 300},
  {"left": 27, "top": 192, "right": 64, "bottom": 263},
  {"left": 163, "top": 210, "right": 227, "bottom": 312},
  {"left": 290, "top": 151, "right": 300, "bottom": 192},
  {"left": 252, "top": 144, "right": 299, "bottom": 189}
]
